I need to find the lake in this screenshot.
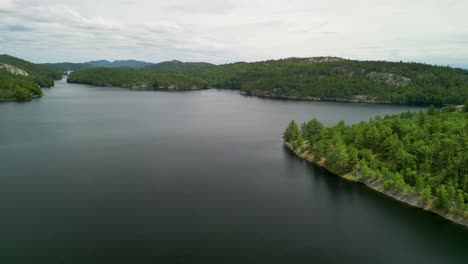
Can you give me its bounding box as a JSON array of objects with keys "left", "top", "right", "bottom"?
[{"left": 0, "top": 79, "right": 466, "bottom": 263}]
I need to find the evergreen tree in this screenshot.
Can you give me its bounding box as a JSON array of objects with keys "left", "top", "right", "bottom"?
[
  {"left": 456, "top": 191, "right": 465, "bottom": 213},
  {"left": 421, "top": 187, "right": 432, "bottom": 205},
  {"left": 283, "top": 120, "right": 300, "bottom": 143}
]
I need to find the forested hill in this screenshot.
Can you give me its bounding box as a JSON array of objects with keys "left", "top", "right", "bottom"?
[
  {"left": 284, "top": 106, "right": 468, "bottom": 226},
  {"left": 66, "top": 60, "right": 214, "bottom": 90},
  {"left": 144, "top": 60, "right": 215, "bottom": 72},
  {"left": 67, "top": 68, "right": 208, "bottom": 90},
  {"left": 0, "top": 55, "right": 61, "bottom": 101},
  {"left": 44, "top": 59, "right": 212, "bottom": 72},
  {"left": 68, "top": 57, "right": 468, "bottom": 106}
]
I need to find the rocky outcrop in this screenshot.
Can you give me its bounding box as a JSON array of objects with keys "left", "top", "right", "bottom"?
[
  {"left": 128, "top": 84, "right": 200, "bottom": 91},
  {"left": 306, "top": 57, "right": 344, "bottom": 63},
  {"left": 366, "top": 72, "right": 411, "bottom": 87},
  {"left": 0, "top": 63, "right": 29, "bottom": 76}
]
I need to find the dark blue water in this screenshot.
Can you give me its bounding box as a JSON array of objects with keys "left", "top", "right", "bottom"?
[{"left": 0, "top": 79, "right": 466, "bottom": 263}]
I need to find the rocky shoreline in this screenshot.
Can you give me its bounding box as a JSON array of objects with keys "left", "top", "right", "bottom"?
[
  {"left": 242, "top": 91, "right": 393, "bottom": 104},
  {"left": 66, "top": 81, "right": 399, "bottom": 104},
  {"left": 64, "top": 82, "right": 426, "bottom": 106},
  {"left": 67, "top": 80, "right": 205, "bottom": 91},
  {"left": 285, "top": 143, "right": 468, "bottom": 228}
]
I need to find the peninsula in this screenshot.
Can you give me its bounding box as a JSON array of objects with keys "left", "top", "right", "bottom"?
[
  {"left": 0, "top": 55, "right": 61, "bottom": 101},
  {"left": 284, "top": 106, "right": 468, "bottom": 227}
]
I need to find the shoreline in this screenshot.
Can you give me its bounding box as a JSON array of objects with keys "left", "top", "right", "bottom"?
[
  {"left": 66, "top": 80, "right": 206, "bottom": 92},
  {"left": 67, "top": 81, "right": 423, "bottom": 106},
  {"left": 0, "top": 95, "right": 41, "bottom": 102},
  {"left": 285, "top": 142, "right": 468, "bottom": 228},
  {"left": 241, "top": 91, "right": 400, "bottom": 105}
]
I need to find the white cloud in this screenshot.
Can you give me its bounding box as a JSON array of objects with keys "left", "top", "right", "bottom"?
[
  {"left": 0, "top": 0, "right": 13, "bottom": 9},
  {"left": 145, "top": 21, "right": 182, "bottom": 34},
  {"left": 0, "top": 0, "right": 467, "bottom": 65}
]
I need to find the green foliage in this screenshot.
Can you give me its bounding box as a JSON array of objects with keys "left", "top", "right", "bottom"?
[
  {"left": 14, "top": 86, "right": 32, "bottom": 100},
  {"left": 0, "top": 71, "right": 37, "bottom": 101},
  {"left": 67, "top": 68, "right": 208, "bottom": 90},
  {"left": 325, "top": 140, "right": 351, "bottom": 175},
  {"left": 358, "top": 159, "right": 372, "bottom": 182},
  {"left": 436, "top": 185, "right": 451, "bottom": 211},
  {"left": 421, "top": 187, "right": 432, "bottom": 205},
  {"left": 0, "top": 54, "right": 61, "bottom": 101},
  {"left": 283, "top": 120, "right": 300, "bottom": 142},
  {"left": 456, "top": 191, "right": 466, "bottom": 213},
  {"left": 286, "top": 108, "right": 468, "bottom": 215},
  {"left": 145, "top": 60, "right": 215, "bottom": 72},
  {"left": 301, "top": 119, "right": 324, "bottom": 144},
  {"left": 68, "top": 57, "right": 468, "bottom": 106}
]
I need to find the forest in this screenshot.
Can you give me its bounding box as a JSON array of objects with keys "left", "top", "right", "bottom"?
[
  {"left": 67, "top": 68, "right": 208, "bottom": 90},
  {"left": 67, "top": 57, "right": 468, "bottom": 106},
  {"left": 0, "top": 55, "right": 61, "bottom": 101},
  {"left": 284, "top": 106, "right": 468, "bottom": 219}
]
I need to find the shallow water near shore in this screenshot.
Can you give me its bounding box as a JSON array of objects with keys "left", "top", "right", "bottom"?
[{"left": 0, "top": 79, "right": 466, "bottom": 263}]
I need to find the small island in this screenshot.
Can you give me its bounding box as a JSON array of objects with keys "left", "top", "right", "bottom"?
[{"left": 283, "top": 105, "right": 468, "bottom": 227}]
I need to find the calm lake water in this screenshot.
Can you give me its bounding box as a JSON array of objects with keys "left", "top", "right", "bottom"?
[{"left": 0, "top": 79, "right": 466, "bottom": 263}]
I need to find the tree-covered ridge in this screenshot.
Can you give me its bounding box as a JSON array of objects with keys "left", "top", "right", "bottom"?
[
  {"left": 0, "top": 55, "right": 61, "bottom": 101},
  {"left": 67, "top": 68, "right": 208, "bottom": 90},
  {"left": 284, "top": 106, "right": 468, "bottom": 223},
  {"left": 68, "top": 57, "right": 468, "bottom": 106},
  {"left": 144, "top": 60, "right": 215, "bottom": 72},
  {"left": 41, "top": 62, "right": 96, "bottom": 72},
  {"left": 42, "top": 59, "right": 154, "bottom": 72},
  {"left": 194, "top": 57, "right": 468, "bottom": 106},
  {"left": 43, "top": 59, "right": 212, "bottom": 73}
]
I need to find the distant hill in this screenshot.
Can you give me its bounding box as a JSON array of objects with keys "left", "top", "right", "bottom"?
[
  {"left": 41, "top": 62, "right": 96, "bottom": 72},
  {"left": 42, "top": 59, "right": 154, "bottom": 72},
  {"left": 65, "top": 59, "right": 215, "bottom": 90},
  {"left": 451, "top": 64, "right": 468, "bottom": 70},
  {"left": 0, "top": 54, "right": 61, "bottom": 101},
  {"left": 43, "top": 59, "right": 214, "bottom": 72},
  {"left": 68, "top": 56, "right": 468, "bottom": 106},
  {"left": 145, "top": 60, "right": 215, "bottom": 71},
  {"left": 88, "top": 60, "right": 153, "bottom": 68}
]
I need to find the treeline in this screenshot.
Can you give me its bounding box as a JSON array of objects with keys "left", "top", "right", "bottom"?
[
  {"left": 145, "top": 60, "right": 214, "bottom": 72},
  {"left": 0, "top": 55, "right": 61, "bottom": 101},
  {"left": 67, "top": 68, "right": 208, "bottom": 90},
  {"left": 284, "top": 106, "right": 468, "bottom": 217},
  {"left": 41, "top": 62, "right": 96, "bottom": 72},
  {"left": 67, "top": 57, "right": 468, "bottom": 106}
]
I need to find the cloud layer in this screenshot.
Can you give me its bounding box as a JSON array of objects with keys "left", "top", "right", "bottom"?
[{"left": 1, "top": 0, "right": 467, "bottom": 65}]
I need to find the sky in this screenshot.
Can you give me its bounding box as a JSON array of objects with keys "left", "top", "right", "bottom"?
[{"left": 0, "top": 0, "right": 467, "bottom": 65}]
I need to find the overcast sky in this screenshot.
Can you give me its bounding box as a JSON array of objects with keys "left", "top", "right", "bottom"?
[{"left": 0, "top": 0, "right": 467, "bottom": 65}]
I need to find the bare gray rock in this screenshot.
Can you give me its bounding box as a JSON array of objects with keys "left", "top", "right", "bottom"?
[
  {"left": 367, "top": 71, "right": 411, "bottom": 86},
  {"left": 0, "top": 63, "right": 29, "bottom": 76}
]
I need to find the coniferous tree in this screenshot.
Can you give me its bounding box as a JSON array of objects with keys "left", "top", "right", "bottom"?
[{"left": 283, "top": 120, "right": 300, "bottom": 143}]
